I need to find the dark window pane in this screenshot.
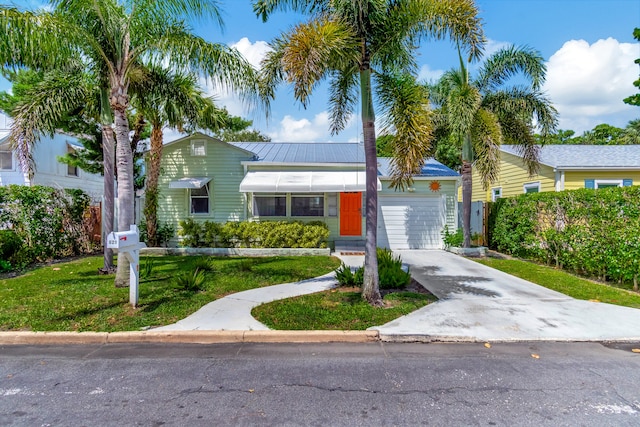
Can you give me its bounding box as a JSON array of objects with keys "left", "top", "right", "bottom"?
[
  {"left": 191, "top": 198, "right": 209, "bottom": 214},
  {"left": 254, "top": 196, "right": 286, "bottom": 216},
  {"left": 291, "top": 196, "right": 323, "bottom": 216},
  {"left": 0, "top": 151, "right": 12, "bottom": 170}
]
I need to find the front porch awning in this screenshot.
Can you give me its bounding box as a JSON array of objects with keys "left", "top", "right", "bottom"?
[
  {"left": 239, "top": 171, "right": 381, "bottom": 193},
  {"left": 169, "top": 177, "right": 211, "bottom": 189}
]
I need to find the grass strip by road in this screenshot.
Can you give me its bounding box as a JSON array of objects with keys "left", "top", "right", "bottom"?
[
  {"left": 0, "top": 255, "right": 341, "bottom": 332},
  {"left": 475, "top": 258, "right": 640, "bottom": 309},
  {"left": 252, "top": 288, "right": 436, "bottom": 330}
]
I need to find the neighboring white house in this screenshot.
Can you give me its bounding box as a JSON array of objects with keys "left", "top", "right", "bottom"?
[{"left": 0, "top": 112, "right": 103, "bottom": 202}]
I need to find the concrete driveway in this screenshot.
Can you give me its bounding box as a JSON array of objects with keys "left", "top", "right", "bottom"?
[{"left": 372, "top": 250, "right": 640, "bottom": 342}]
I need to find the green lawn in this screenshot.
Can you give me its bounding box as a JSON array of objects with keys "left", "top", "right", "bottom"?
[
  {"left": 475, "top": 258, "right": 640, "bottom": 309},
  {"left": 0, "top": 255, "right": 340, "bottom": 332},
  {"left": 252, "top": 288, "right": 436, "bottom": 330}
]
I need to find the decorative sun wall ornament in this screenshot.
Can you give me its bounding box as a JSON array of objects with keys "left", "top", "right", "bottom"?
[{"left": 430, "top": 180, "right": 441, "bottom": 192}]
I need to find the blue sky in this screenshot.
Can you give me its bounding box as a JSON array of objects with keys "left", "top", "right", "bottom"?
[{"left": 4, "top": 0, "right": 640, "bottom": 142}]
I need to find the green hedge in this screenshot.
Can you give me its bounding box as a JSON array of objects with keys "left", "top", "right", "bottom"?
[
  {"left": 178, "top": 219, "right": 329, "bottom": 249},
  {"left": 0, "top": 185, "right": 95, "bottom": 269},
  {"left": 490, "top": 186, "right": 640, "bottom": 286}
]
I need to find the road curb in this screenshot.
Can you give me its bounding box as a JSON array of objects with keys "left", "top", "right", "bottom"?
[{"left": 0, "top": 330, "right": 380, "bottom": 345}]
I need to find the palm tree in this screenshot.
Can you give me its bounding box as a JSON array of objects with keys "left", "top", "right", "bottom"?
[
  {"left": 1, "top": 0, "right": 262, "bottom": 287},
  {"left": 428, "top": 45, "right": 558, "bottom": 247},
  {"left": 254, "top": 0, "right": 484, "bottom": 305},
  {"left": 132, "top": 66, "right": 226, "bottom": 247},
  {"left": 2, "top": 65, "right": 118, "bottom": 272}
]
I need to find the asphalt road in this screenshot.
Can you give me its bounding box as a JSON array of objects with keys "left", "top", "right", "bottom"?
[{"left": 1, "top": 342, "right": 639, "bottom": 426}]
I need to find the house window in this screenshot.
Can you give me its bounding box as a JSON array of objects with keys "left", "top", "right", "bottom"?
[
  {"left": 291, "top": 194, "right": 324, "bottom": 216},
  {"left": 327, "top": 193, "right": 338, "bottom": 217},
  {"left": 253, "top": 194, "right": 286, "bottom": 216},
  {"left": 191, "top": 140, "right": 206, "bottom": 156},
  {"left": 523, "top": 182, "right": 540, "bottom": 194},
  {"left": 67, "top": 163, "right": 79, "bottom": 177},
  {"left": 190, "top": 184, "right": 210, "bottom": 214},
  {"left": 66, "top": 143, "right": 79, "bottom": 176},
  {"left": 491, "top": 187, "right": 502, "bottom": 202},
  {"left": 0, "top": 150, "right": 12, "bottom": 170},
  {"left": 595, "top": 179, "right": 622, "bottom": 189}
]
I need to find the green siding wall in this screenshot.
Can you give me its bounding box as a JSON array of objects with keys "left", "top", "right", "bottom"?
[{"left": 157, "top": 136, "right": 254, "bottom": 235}]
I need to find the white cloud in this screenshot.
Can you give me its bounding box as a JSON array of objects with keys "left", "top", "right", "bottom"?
[
  {"left": 267, "top": 112, "right": 330, "bottom": 142},
  {"left": 543, "top": 38, "right": 638, "bottom": 133},
  {"left": 418, "top": 64, "right": 445, "bottom": 83},
  {"left": 230, "top": 37, "right": 272, "bottom": 70},
  {"left": 266, "top": 111, "right": 360, "bottom": 142}
]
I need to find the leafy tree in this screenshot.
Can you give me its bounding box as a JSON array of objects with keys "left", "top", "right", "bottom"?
[
  {"left": 254, "top": 0, "right": 484, "bottom": 305},
  {"left": 209, "top": 108, "right": 271, "bottom": 142},
  {"left": 623, "top": 28, "right": 640, "bottom": 107},
  {"left": 1, "top": 0, "right": 262, "bottom": 287},
  {"left": 429, "top": 45, "right": 557, "bottom": 247},
  {"left": 580, "top": 123, "right": 625, "bottom": 145}
]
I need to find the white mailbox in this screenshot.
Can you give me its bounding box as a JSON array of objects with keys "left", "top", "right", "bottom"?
[
  {"left": 107, "top": 229, "right": 142, "bottom": 250},
  {"left": 106, "top": 225, "right": 146, "bottom": 307}
]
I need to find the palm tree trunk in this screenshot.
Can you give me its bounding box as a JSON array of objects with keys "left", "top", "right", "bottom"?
[
  {"left": 359, "top": 64, "right": 382, "bottom": 306},
  {"left": 102, "top": 125, "right": 115, "bottom": 271},
  {"left": 461, "top": 160, "right": 472, "bottom": 248},
  {"left": 111, "top": 84, "right": 134, "bottom": 288},
  {"left": 144, "top": 125, "right": 163, "bottom": 246}
]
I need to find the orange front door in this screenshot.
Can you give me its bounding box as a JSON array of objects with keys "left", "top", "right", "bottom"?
[{"left": 340, "top": 192, "right": 362, "bottom": 236}]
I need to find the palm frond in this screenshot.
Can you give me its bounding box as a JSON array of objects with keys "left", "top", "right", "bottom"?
[
  {"left": 470, "top": 109, "right": 502, "bottom": 189},
  {"left": 376, "top": 72, "right": 434, "bottom": 190},
  {"left": 253, "top": 0, "right": 328, "bottom": 22},
  {"left": 476, "top": 45, "right": 547, "bottom": 92},
  {"left": 328, "top": 68, "right": 359, "bottom": 135},
  {"left": 275, "top": 18, "right": 359, "bottom": 107},
  {"left": 412, "top": 0, "right": 485, "bottom": 62}
]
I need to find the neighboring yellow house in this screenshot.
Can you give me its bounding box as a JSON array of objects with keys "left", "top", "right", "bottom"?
[{"left": 469, "top": 145, "right": 640, "bottom": 202}]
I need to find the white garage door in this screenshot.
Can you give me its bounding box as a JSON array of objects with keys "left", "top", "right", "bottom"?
[{"left": 377, "top": 195, "right": 446, "bottom": 250}]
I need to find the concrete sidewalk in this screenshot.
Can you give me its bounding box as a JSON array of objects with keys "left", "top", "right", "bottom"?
[{"left": 371, "top": 250, "right": 640, "bottom": 342}]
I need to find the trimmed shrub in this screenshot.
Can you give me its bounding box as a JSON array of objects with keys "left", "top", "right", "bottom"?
[
  {"left": 178, "top": 220, "right": 329, "bottom": 249},
  {"left": 490, "top": 186, "right": 640, "bottom": 287}
]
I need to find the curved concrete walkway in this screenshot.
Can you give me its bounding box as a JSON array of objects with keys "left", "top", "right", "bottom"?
[
  {"left": 152, "top": 272, "right": 339, "bottom": 331},
  {"left": 153, "top": 250, "right": 640, "bottom": 342}
]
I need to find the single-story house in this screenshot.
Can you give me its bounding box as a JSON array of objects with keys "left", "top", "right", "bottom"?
[
  {"left": 155, "top": 133, "right": 460, "bottom": 249},
  {"left": 471, "top": 144, "right": 640, "bottom": 202}
]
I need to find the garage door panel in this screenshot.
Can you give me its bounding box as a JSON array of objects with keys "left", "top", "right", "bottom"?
[{"left": 378, "top": 196, "right": 446, "bottom": 250}]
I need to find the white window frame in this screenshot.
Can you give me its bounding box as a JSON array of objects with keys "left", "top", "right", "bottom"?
[
  {"left": 491, "top": 187, "right": 502, "bottom": 202},
  {"left": 190, "top": 140, "right": 207, "bottom": 157},
  {"left": 595, "top": 179, "right": 623, "bottom": 189},
  {"left": 190, "top": 184, "right": 210, "bottom": 215},
  {"left": 523, "top": 181, "right": 541, "bottom": 194},
  {"left": 0, "top": 149, "right": 13, "bottom": 171}
]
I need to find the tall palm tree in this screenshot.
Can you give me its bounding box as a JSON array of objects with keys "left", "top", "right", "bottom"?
[
  {"left": 1, "top": 0, "right": 262, "bottom": 286},
  {"left": 3, "top": 65, "right": 118, "bottom": 272},
  {"left": 132, "top": 66, "right": 226, "bottom": 247},
  {"left": 254, "top": 0, "right": 484, "bottom": 305},
  {"left": 429, "top": 45, "right": 558, "bottom": 247}
]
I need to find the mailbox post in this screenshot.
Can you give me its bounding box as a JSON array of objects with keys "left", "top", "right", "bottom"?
[{"left": 106, "top": 225, "right": 146, "bottom": 307}]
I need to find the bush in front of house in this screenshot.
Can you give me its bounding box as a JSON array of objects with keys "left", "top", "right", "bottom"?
[
  {"left": 178, "top": 219, "right": 329, "bottom": 249},
  {"left": 335, "top": 248, "right": 411, "bottom": 290},
  {"left": 489, "top": 185, "right": 640, "bottom": 289},
  {"left": 0, "top": 185, "right": 96, "bottom": 270}
]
